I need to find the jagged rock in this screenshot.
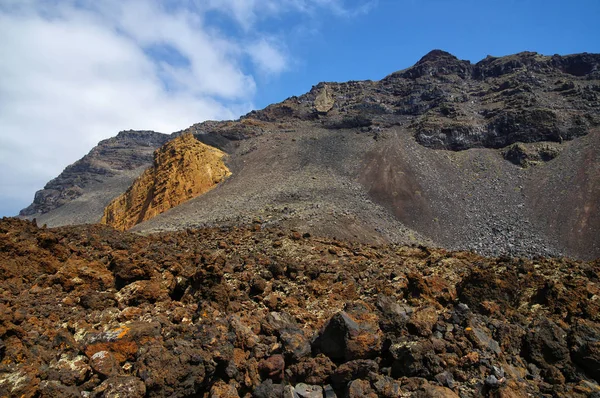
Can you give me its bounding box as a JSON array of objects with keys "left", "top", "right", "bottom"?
[
  {"left": 314, "top": 84, "right": 335, "bottom": 113},
  {"left": 315, "top": 302, "right": 383, "bottom": 362},
  {"left": 91, "top": 376, "right": 146, "bottom": 398},
  {"left": 38, "top": 380, "right": 81, "bottom": 398},
  {"left": 253, "top": 379, "right": 284, "bottom": 398},
  {"left": 47, "top": 354, "right": 90, "bottom": 386},
  {"left": 258, "top": 355, "right": 285, "bottom": 381},
  {"left": 210, "top": 381, "right": 240, "bottom": 398},
  {"left": 417, "top": 384, "right": 460, "bottom": 398},
  {"left": 294, "top": 383, "right": 323, "bottom": 398},
  {"left": 287, "top": 355, "right": 336, "bottom": 385},
  {"left": 101, "top": 133, "right": 231, "bottom": 230},
  {"left": 372, "top": 374, "right": 402, "bottom": 397},
  {"left": 89, "top": 350, "right": 119, "bottom": 377},
  {"left": 0, "top": 218, "right": 599, "bottom": 397},
  {"left": 569, "top": 319, "right": 600, "bottom": 383},
  {"left": 435, "top": 371, "right": 455, "bottom": 388},
  {"left": 263, "top": 312, "right": 311, "bottom": 360},
  {"left": 376, "top": 294, "right": 413, "bottom": 331},
  {"left": 524, "top": 318, "right": 572, "bottom": 382},
  {"left": 407, "top": 306, "right": 438, "bottom": 337},
  {"left": 465, "top": 319, "right": 502, "bottom": 355},
  {"left": 347, "top": 379, "right": 377, "bottom": 398},
  {"left": 389, "top": 340, "right": 444, "bottom": 378},
  {"left": 330, "top": 359, "right": 378, "bottom": 387}
]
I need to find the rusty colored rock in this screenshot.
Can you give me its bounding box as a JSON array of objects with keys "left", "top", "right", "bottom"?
[{"left": 258, "top": 354, "right": 285, "bottom": 381}]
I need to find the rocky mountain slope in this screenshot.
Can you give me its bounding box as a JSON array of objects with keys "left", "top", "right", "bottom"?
[
  {"left": 19, "top": 131, "right": 170, "bottom": 226},
  {"left": 101, "top": 133, "right": 231, "bottom": 231},
  {"left": 19, "top": 50, "right": 600, "bottom": 259},
  {"left": 1, "top": 218, "right": 600, "bottom": 397}
]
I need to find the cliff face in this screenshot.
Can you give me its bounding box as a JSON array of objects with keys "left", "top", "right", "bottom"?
[
  {"left": 19, "top": 130, "right": 170, "bottom": 217},
  {"left": 16, "top": 130, "right": 171, "bottom": 229},
  {"left": 101, "top": 133, "right": 230, "bottom": 230}
]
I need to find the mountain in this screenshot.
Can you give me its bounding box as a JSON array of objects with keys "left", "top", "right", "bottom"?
[
  {"left": 19, "top": 50, "right": 600, "bottom": 259},
  {"left": 19, "top": 130, "right": 170, "bottom": 224}
]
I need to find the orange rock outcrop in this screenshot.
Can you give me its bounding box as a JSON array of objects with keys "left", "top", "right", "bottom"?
[{"left": 101, "top": 133, "right": 230, "bottom": 230}]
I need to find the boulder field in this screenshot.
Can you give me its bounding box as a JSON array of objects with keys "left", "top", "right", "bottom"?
[{"left": 1, "top": 218, "right": 599, "bottom": 397}]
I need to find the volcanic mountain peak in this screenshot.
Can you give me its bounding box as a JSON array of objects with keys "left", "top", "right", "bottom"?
[
  {"left": 101, "top": 133, "right": 231, "bottom": 231},
  {"left": 18, "top": 50, "right": 600, "bottom": 259}
]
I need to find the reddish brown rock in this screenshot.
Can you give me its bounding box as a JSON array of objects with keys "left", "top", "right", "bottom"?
[
  {"left": 407, "top": 306, "right": 439, "bottom": 337},
  {"left": 316, "top": 301, "right": 383, "bottom": 361},
  {"left": 90, "top": 350, "right": 120, "bottom": 377},
  {"left": 210, "top": 381, "right": 240, "bottom": 398},
  {"left": 347, "top": 379, "right": 377, "bottom": 398},
  {"left": 258, "top": 354, "right": 285, "bottom": 381}
]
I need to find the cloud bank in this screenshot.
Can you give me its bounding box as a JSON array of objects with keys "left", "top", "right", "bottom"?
[{"left": 0, "top": 0, "right": 374, "bottom": 216}]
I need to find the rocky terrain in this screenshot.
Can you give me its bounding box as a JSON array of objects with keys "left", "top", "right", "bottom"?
[
  {"left": 101, "top": 134, "right": 231, "bottom": 231},
  {"left": 19, "top": 50, "right": 600, "bottom": 260},
  {"left": 1, "top": 218, "right": 600, "bottom": 397}
]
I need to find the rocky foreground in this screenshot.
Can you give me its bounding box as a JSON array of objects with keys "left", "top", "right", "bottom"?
[{"left": 0, "top": 218, "right": 599, "bottom": 397}]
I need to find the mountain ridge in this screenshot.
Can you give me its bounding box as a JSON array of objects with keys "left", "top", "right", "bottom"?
[{"left": 18, "top": 50, "right": 600, "bottom": 260}]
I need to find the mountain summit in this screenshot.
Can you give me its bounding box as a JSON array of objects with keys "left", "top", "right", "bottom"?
[{"left": 20, "top": 50, "right": 600, "bottom": 259}]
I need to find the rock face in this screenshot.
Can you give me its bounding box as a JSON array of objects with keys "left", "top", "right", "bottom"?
[
  {"left": 101, "top": 133, "right": 230, "bottom": 231},
  {"left": 1, "top": 218, "right": 600, "bottom": 397},
  {"left": 20, "top": 130, "right": 169, "bottom": 217}
]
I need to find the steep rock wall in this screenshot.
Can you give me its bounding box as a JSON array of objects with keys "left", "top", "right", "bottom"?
[{"left": 101, "top": 133, "right": 230, "bottom": 230}]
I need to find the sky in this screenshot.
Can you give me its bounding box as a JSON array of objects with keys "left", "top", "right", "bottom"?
[{"left": 1, "top": 0, "right": 599, "bottom": 217}]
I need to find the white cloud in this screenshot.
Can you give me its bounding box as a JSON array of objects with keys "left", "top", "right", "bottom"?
[
  {"left": 0, "top": 0, "right": 374, "bottom": 216},
  {"left": 247, "top": 38, "right": 289, "bottom": 75},
  {"left": 204, "top": 0, "right": 376, "bottom": 26}
]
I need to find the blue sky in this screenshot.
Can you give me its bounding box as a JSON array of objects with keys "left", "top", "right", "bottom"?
[{"left": 1, "top": 0, "right": 599, "bottom": 217}]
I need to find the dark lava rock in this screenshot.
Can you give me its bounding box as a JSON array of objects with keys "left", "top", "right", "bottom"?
[
  {"left": 91, "top": 376, "right": 146, "bottom": 398},
  {"left": 524, "top": 318, "right": 572, "bottom": 381},
  {"left": 253, "top": 379, "right": 284, "bottom": 398},
  {"left": 39, "top": 380, "right": 81, "bottom": 398},
  {"left": 1, "top": 218, "right": 599, "bottom": 397},
  {"left": 287, "top": 354, "right": 336, "bottom": 385},
  {"left": 330, "top": 359, "right": 378, "bottom": 387},
  {"left": 569, "top": 319, "right": 600, "bottom": 383},
  {"left": 263, "top": 312, "right": 311, "bottom": 360},
  {"left": 89, "top": 350, "right": 119, "bottom": 377},
  {"left": 407, "top": 306, "right": 438, "bottom": 337},
  {"left": 389, "top": 340, "right": 444, "bottom": 378},
  {"left": 372, "top": 374, "right": 402, "bottom": 397},
  {"left": 347, "top": 379, "right": 377, "bottom": 398},
  {"left": 314, "top": 302, "right": 383, "bottom": 362}
]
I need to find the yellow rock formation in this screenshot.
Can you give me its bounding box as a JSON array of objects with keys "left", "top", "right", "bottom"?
[
  {"left": 101, "top": 133, "right": 231, "bottom": 230},
  {"left": 314, "top": 84, "right": 335, "bottom": 113}
]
